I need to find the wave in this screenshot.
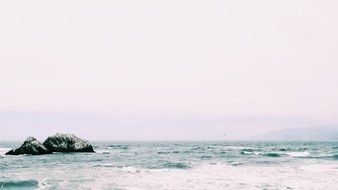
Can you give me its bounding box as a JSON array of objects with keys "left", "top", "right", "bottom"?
[
  {"left": 239, "top": 151, "right": 281, "bottom": 157},
  {"left": 191, "top": 146, "right": 202, "bottom": 150},
  {"left": 162, "top": 162, "right": 191, "bottom": 169},
  {"left": 200, "top": 155, "right": 213, "bottom": 159},
  {"left": 224, "top": 146, "right": 260, "bottom": 151},
  {"left": 157, "top": 151, "right": 171, "bottom": 154},
  {"left": 119, "top": 162, "right": 191, "bottom": 171},
  {"left": 263, "top": 153, "right": 282, "bottom": 157},
  {"left": 240, "top": 151, "right": 260, "bottom": 155},
  {"left": 157, "top": 151, "right": 181, "bottom": 155},
  {"left": 241, "top": 148, "right": 258, "bottom": 152},
  {"left": 108, "top": 145, "right": 128, "bottom": 150},
  {"left": 285, "top": 151, "right": 310, "bottom": 157},
  {"left": 93, "top": 163, "right": 115, "bottom": 168},
  {"left": 0, "top": 180, "right": 39, "bottom": 189},
  {"left": 319, "top": 154, "right": 338, "bottom": 160},
  {"left": 275, "top": 148, "right": 291, "bottom": 151},
  {"left": 243, "top": 151, "right": 312, "bottom": 158},
  {"left": 299, "top": 154, "right": 338, "bottom": 160},
  {"left": 120, "top": 166, "right": 142, "bottom": 173}
]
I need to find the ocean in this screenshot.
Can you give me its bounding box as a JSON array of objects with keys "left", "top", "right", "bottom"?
[{"left": 0, "top": 141, "right": 337, "bottom": 190}]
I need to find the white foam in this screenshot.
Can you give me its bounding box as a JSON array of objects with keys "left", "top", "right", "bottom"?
[
  {"left": 241, "top": 151, "right": 253, "bottom": 155},
  {"left": 285, "top": 151, "right": 310, "bottom": 157},
  {"left": 94, "top": 149, "right": 112, "bottom": 154},
  {"left": 224, "top": 146, "right": 259, "bottom": 150},
  {"left": 120, "top": 166, "right": 142, "bottom": 173},
  {"left": 10, "top": 160, "right": 338, "bottom": 190}
]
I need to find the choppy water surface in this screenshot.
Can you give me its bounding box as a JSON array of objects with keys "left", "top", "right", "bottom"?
[{"left": 1, "top": 141, "right": 338, "bottom": 189}]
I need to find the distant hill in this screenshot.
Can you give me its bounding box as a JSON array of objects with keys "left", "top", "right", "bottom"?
[{"left": 253, "top": 126, "right": 338, "bottom": 141}]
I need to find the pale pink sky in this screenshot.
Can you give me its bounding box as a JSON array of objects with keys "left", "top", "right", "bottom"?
[{"left": 0, "top": 0, "right": 337, "bottom": 140}]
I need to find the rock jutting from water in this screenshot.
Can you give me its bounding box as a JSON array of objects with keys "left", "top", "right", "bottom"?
[
  {"left": 5, "top": 137, "right": 52, "bottom": 155},
  {"left": 43, "top": 133, "right": 94, "bottom": 152},
  {"left": 5, "top": 133, "right": 94, "bottom": 155}
]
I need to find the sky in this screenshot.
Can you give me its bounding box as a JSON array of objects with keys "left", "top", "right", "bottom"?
[{"left": 0, "top": 0, "right": 337, "bottom": 140}]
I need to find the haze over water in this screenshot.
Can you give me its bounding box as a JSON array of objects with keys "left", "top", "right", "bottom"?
[
  {"left": 1, "top": 0, "right": 338, "bottom": 140},
  {"left": 1, "top": 0, "right": 338, "bottom": 189}
]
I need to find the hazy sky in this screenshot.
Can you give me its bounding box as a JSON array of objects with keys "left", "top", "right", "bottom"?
[{"left": 0, "top": 0, "right": 337, "bottom": 140}]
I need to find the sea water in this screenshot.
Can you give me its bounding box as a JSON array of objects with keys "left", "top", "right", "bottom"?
[{"left": 0, "top": 141, "right": 337, "bottom": 190}]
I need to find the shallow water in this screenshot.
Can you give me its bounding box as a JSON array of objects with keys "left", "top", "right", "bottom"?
[{"left": 0, "top": 141, "right": 337, "bottom": 189}]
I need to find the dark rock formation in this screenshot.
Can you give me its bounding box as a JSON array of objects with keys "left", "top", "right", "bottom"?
[
  {"left": 5, "top": 134, "right": 94, "bottom": 155},
  {"left": 43, "top": 133, "right": 94, "bottom": 152},
  {"left": 6, "top": 137, "right": 51, "bottom": 155}
]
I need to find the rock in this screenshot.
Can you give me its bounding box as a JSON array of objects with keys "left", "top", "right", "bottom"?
[
  {"left": 6, "top": 137, "right": 51, "bottom": 155},
  {"left": 43, "top": 133, "right": 94, "bottom": 153},
  {"left": 5, "top": 134, "right": 95, "bottom": 156}
]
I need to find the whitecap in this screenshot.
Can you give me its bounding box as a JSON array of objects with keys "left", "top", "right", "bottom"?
[
  {"left": 120, "top": 166, "right": 142, "bottom": 174},
  {"left": 285, "top": 151, "right": 310, "bottom": 157}
]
